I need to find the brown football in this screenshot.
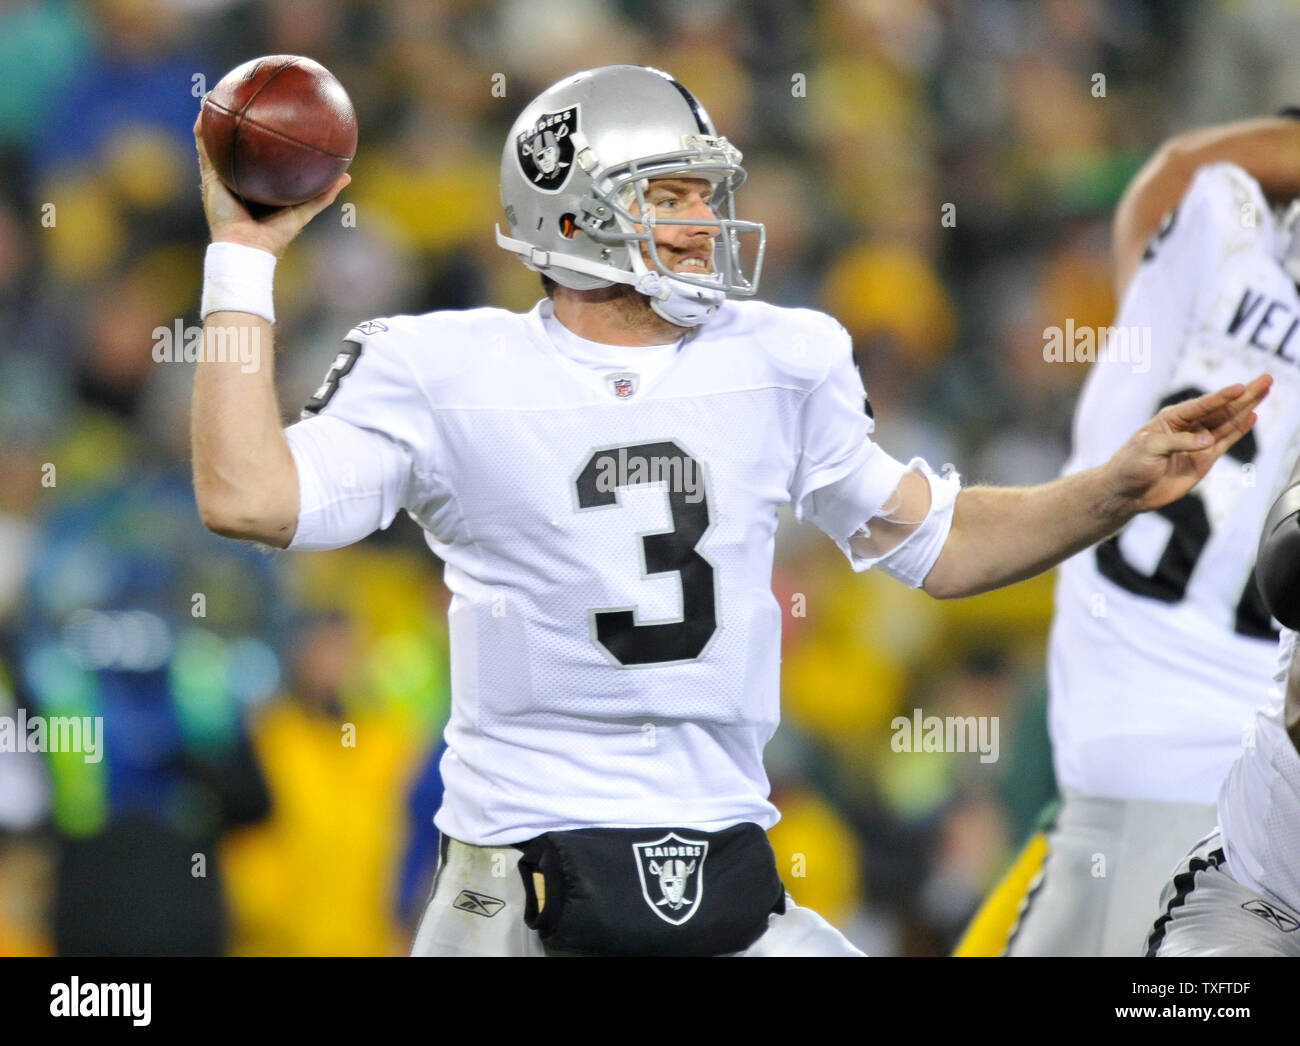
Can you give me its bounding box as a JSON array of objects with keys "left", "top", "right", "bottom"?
[{"left": 200, "top": 55, "right": 357, "bottom": 208}]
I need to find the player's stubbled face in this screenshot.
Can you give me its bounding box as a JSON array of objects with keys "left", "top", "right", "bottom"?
[{"left": 633, "top": 177, "right": 718, "bottom": 274}]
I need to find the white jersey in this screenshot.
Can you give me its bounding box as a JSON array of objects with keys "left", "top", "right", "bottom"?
[
  {"left": 1049, "top": 163, "right": 1300, "bottom": 804},
  {"left": 284, "top": 297, "right": 954, "bottom": 845},
  {"left": 1220, "top": 628, "right": 1300, "bottom": 914}
]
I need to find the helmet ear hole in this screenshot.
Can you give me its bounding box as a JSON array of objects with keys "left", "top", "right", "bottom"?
[{"left": 559, "top": 213, "right": 579, "bottom": 238}]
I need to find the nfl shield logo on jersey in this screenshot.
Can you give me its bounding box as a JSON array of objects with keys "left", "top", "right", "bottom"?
[
  {"left": 633, "top": 833, "right": 708, "bottom": 925},
  {"left": 607, "top": 371, "right": 638, "bottom": 399},
  {"left": 516, "top": 107, "right": 578, "bottom": 192}
]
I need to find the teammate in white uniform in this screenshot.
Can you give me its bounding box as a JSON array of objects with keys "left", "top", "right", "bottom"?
[
  {"left": 1149, "top": 454, "right": 1300, "bottom": 955},
  {"left": 189, "top": 67, "right": 1267, "bottom": 956},
  {"left": 956, "top": 117, "right": 1300, "bottom": 957},
  {"left": 1146, "top": 629, "right": 1300, "bottom": 956}
]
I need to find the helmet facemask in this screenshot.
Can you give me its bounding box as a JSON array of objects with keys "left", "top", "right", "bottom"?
[{"left": 578, "top": 137, "right": 766, "bottom": 300}]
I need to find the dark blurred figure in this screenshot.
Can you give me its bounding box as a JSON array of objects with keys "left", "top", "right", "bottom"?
[{"left": 16, "top": 414, "right": 279, "bottom": 955}]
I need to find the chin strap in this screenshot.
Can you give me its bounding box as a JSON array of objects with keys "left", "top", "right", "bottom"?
[
  {"left": 627, "top": 247, "right": 725, "bottom": 328},
  {"left": 495, "top": 224, "right": 724, "bottom": 328}
]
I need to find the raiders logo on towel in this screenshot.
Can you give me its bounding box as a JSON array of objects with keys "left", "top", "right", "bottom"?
[
  {"left": 516, "top": 107, "right": 579, "bottom": 193},
  {"left": 633, "top": 832, "right": 709, "bottom": 925}
]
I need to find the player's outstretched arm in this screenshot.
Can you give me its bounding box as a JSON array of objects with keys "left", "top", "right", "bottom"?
[
  {"left": 1113, "top": 116, "right": 1300, "bottom": 299},
  {"left": 190, "top": 113, "right": 349, "bottom": 548},
  {"left": 920, "top": 377, "right": 1271, "bottom": 598}
]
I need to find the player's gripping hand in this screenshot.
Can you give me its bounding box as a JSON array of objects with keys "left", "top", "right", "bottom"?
[
  {"left": 193, "top": 111, "right": 350, "bottom": 257},
  {"left": 1105, "top": 374, "right": 1272, "bottom": 514}
]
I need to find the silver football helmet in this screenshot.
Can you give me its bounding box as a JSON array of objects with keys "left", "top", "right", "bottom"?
[{"left": 495, "top": 64, "right": 765, "bottom": 327}]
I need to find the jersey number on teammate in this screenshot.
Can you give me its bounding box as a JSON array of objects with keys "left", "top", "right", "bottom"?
[{"left": 1096, "top": 386, "right": 1276, "bottom": 639}]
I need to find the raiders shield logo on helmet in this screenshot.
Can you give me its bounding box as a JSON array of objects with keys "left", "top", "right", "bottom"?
[
  {"left": 516, "top": 107, "right": 579, "bottom": 193},
  {"left": 633, "top": 832, "right": 708, "bottom": 925}
]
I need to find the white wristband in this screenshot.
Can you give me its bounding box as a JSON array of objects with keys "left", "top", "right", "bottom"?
[{"left": 201, "top": 242, "right": 277, "bottom": 323}]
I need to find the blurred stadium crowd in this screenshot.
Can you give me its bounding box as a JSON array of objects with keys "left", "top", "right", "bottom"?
[{"left": 2, "top": 0, "right": 1300, "bottom": 957}]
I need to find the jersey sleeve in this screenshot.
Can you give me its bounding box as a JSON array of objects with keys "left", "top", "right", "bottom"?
[
  {"left": 285, "top": 319, "right": 441, "bottom": 551},
  {"left": 789, "top": 321, "right": 905, "bottom": 517},
  {"left": 790, "top": 320, "right": 962, "bottom": 586},
  {"left": 1068, "top": 163, "right": 1268, "bottom": 472},
  {"left": 1124, "top": 162, "right": 1269, "bottom": 353}
]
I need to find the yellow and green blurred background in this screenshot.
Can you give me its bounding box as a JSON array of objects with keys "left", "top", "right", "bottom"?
[{"left": 0, "top": 0, "right": 1293, "bottom": 956}]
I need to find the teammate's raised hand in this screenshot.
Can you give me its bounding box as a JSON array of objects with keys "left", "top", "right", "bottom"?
[
  {"left": 193, "top": 111, "right": 350, "bottom": 257},
  {"left": 1106, "top": 374, "right": 1273, "bottom": 513}
]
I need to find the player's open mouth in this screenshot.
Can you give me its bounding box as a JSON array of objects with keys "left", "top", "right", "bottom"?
[{"left": 673, "top": 257, "right": 713, "bottom": 273}]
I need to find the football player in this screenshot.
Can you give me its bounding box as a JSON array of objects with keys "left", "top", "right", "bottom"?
[
  {"left": 956, "top": 115, "right": 1300, "bottom": 957},
  {"left": 1147, "top": 456, "right": 1300, "bottom": 956},
  {"left": 190, "top": 66, "right": 1267, "bottom": 957}
]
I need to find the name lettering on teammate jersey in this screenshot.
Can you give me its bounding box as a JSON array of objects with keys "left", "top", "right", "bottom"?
[
  {"left": 633, "top": 833, "right": 708, "bottom": 925},
  {"left": 1225, "top": 287, "right": 1300, "bottom": 365}
]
